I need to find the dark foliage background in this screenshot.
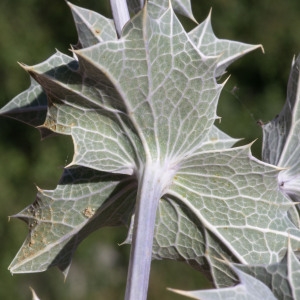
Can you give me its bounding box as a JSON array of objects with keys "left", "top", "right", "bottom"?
[{"left": 1, "top": 0, "right": 300, "bottom": 299}]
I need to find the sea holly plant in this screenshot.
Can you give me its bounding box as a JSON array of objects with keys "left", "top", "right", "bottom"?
[{"left": 2, "top": 0, "right": 300, "bottom": 299}]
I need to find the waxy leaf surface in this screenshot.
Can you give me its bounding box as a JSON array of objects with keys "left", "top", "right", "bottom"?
[
  {"left": 152, "top": 145, "right": 300, "bottom": 287},
  {"left": 69, "top": 2, "right": 117, "bottom": 48},
  {"left": 2, "top": 2, "right": 300, "bottom": 296},
  {"left": 188, "top": 11, "right": 263, "bottom": 77},
  {"left": 9, "top": 167, "right": 136, "bottom": 274}
]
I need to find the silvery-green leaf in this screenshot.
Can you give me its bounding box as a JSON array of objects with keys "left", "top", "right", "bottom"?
[
  {"left": 262, "top": 56, "right": 300, "bottom": 166},
  {"left": 0, "top": 77, "right": 47, "bottom": 127},
  {"left": 167, "top": 145, "right": 300, "bottom": 266},
  {"left": 198, "top": 125, "right": 240, "bottom": 151},
  {"left": 153, "top": 197, "right": 239, "bottom": 288},
  {"left": 237, "top": 242, "right": 300, "bottom": 300},
  {"left": 153, "top": 145, "right": 300, "bottom": 286},
  {"left": 8, "top": 166, "right": 136, "bottom": 274},
  {"left": 75, "top": 6, "right": 221, "bottom": 163},
  {"left": 5, "top": 2, "right": 223, "bottom": 277},
  {"left": 22, "top": 50, "right": 139, "bottom": 175},
  {"left": 22, "top": 4, "right": 222, "bottom": 174},
  {"left": 188, "top": 10, "right": 263, "bottom": 77},
  {"left": 262, "top": 55, "right": 300, "bottom": 203},
  {"left": 169, "top": 265, "right": 276, "bottom": 300},
  {"left": 68, "top": 2, "right": 117, "bottom": 48},
  {"left": 2, "top": 3, "right": 285, "bottom": 298}
]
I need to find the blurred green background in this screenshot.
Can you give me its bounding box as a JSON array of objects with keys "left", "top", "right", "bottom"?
[{"left": 1, "top": 0, "right": 300, "bottom": 299}]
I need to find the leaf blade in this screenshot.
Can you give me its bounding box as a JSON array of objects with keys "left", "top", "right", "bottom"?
[
  {"left": 8, "top": 167, "right": 136, "bottom": 274},
  {"left": 68, "top": 1, "right": 117, "bottom": 49},
  {"left": 189, "top": 11, "right": 263, "bottom": 77},
  {"left": 169, "top": 266, "right": 277, "bottom": 300},
  {"left": 75, "top": 5, "right": 222, "bottom": 162}
]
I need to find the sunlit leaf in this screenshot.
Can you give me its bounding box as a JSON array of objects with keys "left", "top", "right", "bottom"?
[
  {"left": 69, "top": 2, "right": 117, "bottom": 48},
  {"left": 188, "top": 10, "right": 263, "bottom": 77},
  {"left": 1, "top": 2, "right": 297, "bottom": 300}
]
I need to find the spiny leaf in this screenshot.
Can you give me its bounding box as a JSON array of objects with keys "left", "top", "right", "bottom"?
[
  {"left": 262, "top": 56, "right": 300, "bottom": 166},
  {"left": 188, "top": 10, "right": 263, "bottom": 77},
  {"left": 3, "top": 3, "right": 295, "bottom": 298},
  {"left": 0, "top": 77, "right": 47, "bottom": 128},
  {"left": 8, "top": 167, "right": 136, "bottom": 274},
  {"left": 236, "top": 242, "right": 300, "bottom": 300},
  {"left": 154, "top": 145, "right": 300, "bottom": 286},
  {"left": 262, "top": 55, "right": 300, "bottom": 203},
  {"left": 24, "top": 2, "right": 222, "bottom": 170},
  {"left": 22, "top": 50, "right": 139, "bottom": 175},
  {"left": 123, "top": 145, "right": 300, "bottom": 287},
  {"left": 169, "top": 264, "right": 277, "bottom": 300},
  {"left": 74, "top": 4, "right": 222, "bottom": 163},
  {"left": 68, "top": 2, "right": 117, "bottom": 49}
]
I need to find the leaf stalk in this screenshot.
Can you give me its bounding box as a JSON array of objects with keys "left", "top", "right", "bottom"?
[
  {"left": 110, "top": 0, "right": 130, "bottom": 38},
  {"left": 125, "top": 163, "right": 165, "bottom": 300}
]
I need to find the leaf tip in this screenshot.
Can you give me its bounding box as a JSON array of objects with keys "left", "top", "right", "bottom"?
[
  {"left": 17, "top": 61, "right": 29, "bottom": 71},
  {"left": 221, "top": 74, "right": 231, "bottom": 86},
  {"left": 167, "top": 287, "right": 197, "bottom": 299}
]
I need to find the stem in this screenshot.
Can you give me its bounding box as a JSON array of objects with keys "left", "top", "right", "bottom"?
[
  {"left": 110, "top": 0, "right": 130, "bottom": 37},
  {"left": 125, "top": 163, "right": 163, "bottom": 300}
]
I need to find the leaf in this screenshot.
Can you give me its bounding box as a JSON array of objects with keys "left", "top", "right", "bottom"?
[
  {"left": 188, "top": 10, "right": 263, "bottom": 77},
  {"left": 236, "top": 243, "right": 300, "bottom": 300},
  {"left": 21, "top": 50, "right": 139, "bottom": 175},
  {"left": 151, "top": 145, "right": 300, "bottom": 287},
  {"left": 262, "top": 55, "right": 300, "bottom": 203},
  {"left": 3, "top": 2, "right": 299, "bottom": 299},
  {"left": 8, "top": 167, "right": 136, "bottom": 274},
  {"left": 74, "top": 5, "right": 222, "bottom": 163},
  {"left": 0, "top": 77, "right": 47, "bottom": 128},
  {"left": 68, "top": 2, "right": 117, "bottom": 49},
  {"left": 197, "top": 125, "right": 240, "bottom": 151},
  {"left": 22, "top": 3, "right": 222, "bottom": 172},
  {"left": 169, "top": 264, "right": 277, "bottom": 300}
]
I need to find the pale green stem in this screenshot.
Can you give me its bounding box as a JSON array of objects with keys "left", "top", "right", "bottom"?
[
  {"left": 110, "top": 0, "right": 130, "bottom": 37},
  {"left": 109, "top": 2, "right": 158, "bottom": 299},
  {"left": 125, "top": 163, "right": 164, "bottom": 300}
]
